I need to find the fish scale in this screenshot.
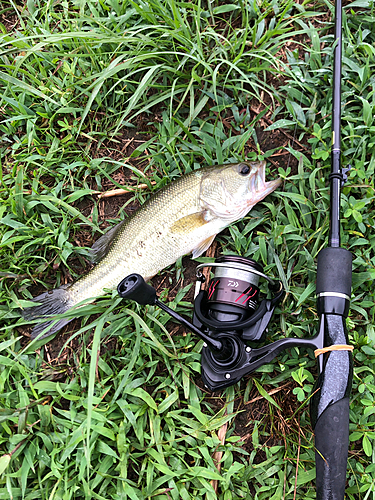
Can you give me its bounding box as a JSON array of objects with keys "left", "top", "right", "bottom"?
[
  {"left": 23, "top": 161, "right": 281, "bottom": 339},
  {"left": 71, "top": 170, "right": 204, "bottom": 302}
]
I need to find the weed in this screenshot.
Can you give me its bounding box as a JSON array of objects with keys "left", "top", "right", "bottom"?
[{"left": 0, "top": 0, "right": 374, "bottom": 498}]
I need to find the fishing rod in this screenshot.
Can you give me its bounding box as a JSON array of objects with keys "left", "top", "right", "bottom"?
[
  {"left": 117, "top": 0, "right": 352, "bottom": 496},
  {"left": 310, "top": 0, "right": 353, "bottom": 497}
]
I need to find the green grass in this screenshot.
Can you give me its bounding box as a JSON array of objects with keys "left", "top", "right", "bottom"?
[{"left": 1, "top": 0, "right": 375, "bottom": 498}]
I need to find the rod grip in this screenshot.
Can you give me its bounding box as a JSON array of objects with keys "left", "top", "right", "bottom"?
[
  {"left": 316, "top": 248, "right": 352, "bottom": 297},
  {"left": 310, "top": 313, "right": 353, "bottom": 500},
  {"left": 314, "top": 398, "right": 350, "bottom": 500}
]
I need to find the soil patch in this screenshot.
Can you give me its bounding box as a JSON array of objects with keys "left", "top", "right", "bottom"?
[{"left": 1, "top": 4, "right": 20, "bottom": 33}]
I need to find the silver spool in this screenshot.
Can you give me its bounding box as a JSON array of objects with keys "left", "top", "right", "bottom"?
[
  {"left": 214, "top": 265, "right": 260, "bottom": 287},
  {"left": 195, "top": 262, "right": 276, "bottom": 287}
]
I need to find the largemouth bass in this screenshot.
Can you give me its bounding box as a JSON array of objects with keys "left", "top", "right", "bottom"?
[{"left": 24, "top": 161, "right": 281, "bottom": 339}]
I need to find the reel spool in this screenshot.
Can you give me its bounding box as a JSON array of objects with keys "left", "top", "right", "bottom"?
[{"left": 193, "top": 255, "right": 283, "bottom": 342}]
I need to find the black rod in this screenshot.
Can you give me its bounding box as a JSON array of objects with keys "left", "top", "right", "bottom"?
[
  {"left": 311, "top": 1, "right": 353, "bottom": 497},
  {"left": 329, "top": 0, "right": 343, "bottom": 248}
]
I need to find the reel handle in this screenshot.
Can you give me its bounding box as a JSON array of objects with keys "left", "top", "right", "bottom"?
[
  {"left": 117, "top": 274, "right": 232, "bottom": 359},
  {"left": 118, "top": 274, "right": 157, "bottom": 305}
]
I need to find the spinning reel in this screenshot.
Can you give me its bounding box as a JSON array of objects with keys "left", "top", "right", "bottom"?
[
  {"left": 193, "top": 255, "right": 283, "bottom": 341},
  {"left": 192, "top": 255, "right": 284, "bottom": 389},
  {"left": 117, "top": 254, "right": 323, "bottom": 391}
]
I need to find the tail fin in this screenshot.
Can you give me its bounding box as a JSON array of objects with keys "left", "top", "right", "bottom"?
[{"left": 22, "top": 286, "right": 73, "bottom": 339}]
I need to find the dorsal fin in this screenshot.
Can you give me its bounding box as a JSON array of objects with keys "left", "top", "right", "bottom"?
[{"left": 87, "top": 220, "right": 126, "bottom": 264}]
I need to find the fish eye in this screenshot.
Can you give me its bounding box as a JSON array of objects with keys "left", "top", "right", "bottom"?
[{"left": 238, "top": 163, "right": 251, "bottom": 176}]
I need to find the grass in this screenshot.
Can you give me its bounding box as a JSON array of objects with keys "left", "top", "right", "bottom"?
[{"left": 0, "top": 0, "right": 375, "bottom": 498}]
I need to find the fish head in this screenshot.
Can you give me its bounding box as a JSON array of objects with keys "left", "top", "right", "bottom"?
[{"left": 200, "top": 161, "right": 281, "bottom": 222}]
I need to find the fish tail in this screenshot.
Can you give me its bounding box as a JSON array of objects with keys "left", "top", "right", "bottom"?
[{"left": 22, "top": 286, "right": 73, "bottom": 339}]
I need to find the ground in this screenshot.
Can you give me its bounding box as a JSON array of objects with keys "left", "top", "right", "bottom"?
[{"left": 20, "top": 116, "right": 306, "bottom": 449}]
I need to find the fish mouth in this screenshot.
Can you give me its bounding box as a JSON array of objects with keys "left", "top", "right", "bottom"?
[{"left": 249, "top": 161, "right": 282, "bottom": 204}]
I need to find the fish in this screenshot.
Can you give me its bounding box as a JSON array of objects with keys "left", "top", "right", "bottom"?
[{"left": 23, "top": 161, "right": 281, "bottom": 339}]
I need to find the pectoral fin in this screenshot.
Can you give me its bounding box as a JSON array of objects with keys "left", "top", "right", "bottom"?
[
  {"left": 170, "top": 212, "right": 210, "bottom": 233},
  {"left": 87, "top": 220, "right": 126, "bottom": 263},
  {"left": 192, "top": 235, "right": 216, "bottom": 258}
]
